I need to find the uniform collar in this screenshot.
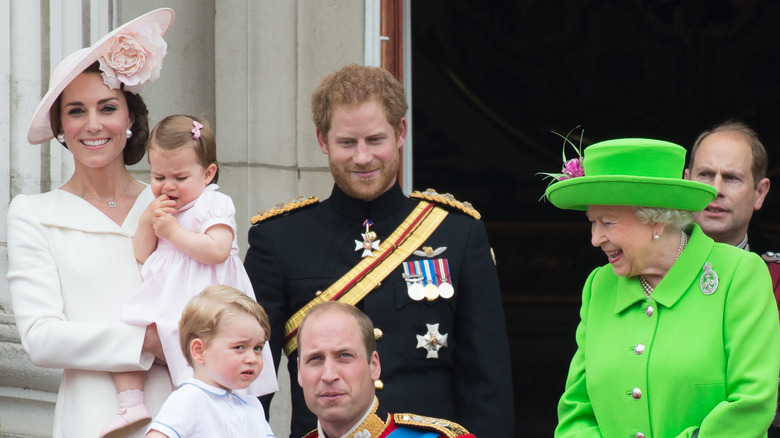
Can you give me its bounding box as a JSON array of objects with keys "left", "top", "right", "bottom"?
[
  {"left": 614, "top": 223, "right": 715, "bottom": 314},
  {"left": 328, "top": 183, "right": 407, "bottom": 222},
  {"left": 317, "top": 397, "right": 390, "bottom": 438}
]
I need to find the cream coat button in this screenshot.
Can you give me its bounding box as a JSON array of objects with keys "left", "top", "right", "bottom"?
[
  {"left": 632, "top": 387, "right": 642, "bottom": 399},
  {"left": 645, "top": 305, "right": 654, "bottom": 317},
  {"left": 634, "top": 344, "right": 645, "bottom": 355},
  {"left": 636, "top": 433, "right": 645, "bottom": 438}
]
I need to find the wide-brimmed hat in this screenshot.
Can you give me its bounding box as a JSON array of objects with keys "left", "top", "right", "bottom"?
[
  {"left": 544, "top": 138, "right": 717, "bottom": 211},
  {"left": 27, "top": 8, "right": 175, "bottom": 144}
]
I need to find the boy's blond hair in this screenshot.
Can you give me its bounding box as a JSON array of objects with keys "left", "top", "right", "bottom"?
[{"left": 179, "top": 285, "right": 270, "bottom": 366}]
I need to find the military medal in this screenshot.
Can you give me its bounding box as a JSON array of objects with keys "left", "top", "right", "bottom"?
[
  {"left": 403, "top": 273, "right": 426, "bottom": 301},
  {"left": 424, "top": 282, "right": 439, "bottom": 301},
  {"left": 355, "top": 219, "right": 380, "bottom": 258},
  {"left": 403, "top": 263, "right": 426, "bottom": 300},
  {"left": 416, "top": 323, "right": 448, "bottom": 359},
  {"left": 700, "top": 262, "right": 719, "bottom": 295},
  {"left": 421, "top": 260, "right": 439, "bottom": 300},
  {"left": 434, "top": 258, "right": 454, "bottom": 299}
]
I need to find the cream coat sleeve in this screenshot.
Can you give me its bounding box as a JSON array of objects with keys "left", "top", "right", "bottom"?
[{"left": 7, "top": 189, "right": 155, "bottom": 371}]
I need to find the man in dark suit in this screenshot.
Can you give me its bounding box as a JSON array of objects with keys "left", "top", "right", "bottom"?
[
  {"left": 684, "top": 120, "right": 780, "bottom": 436},
  {"left": 244, "top": 64, "right": 513, "bottom": 437},
  {"left": 684, "top": 120, "right": 770, "bottom": 250}
]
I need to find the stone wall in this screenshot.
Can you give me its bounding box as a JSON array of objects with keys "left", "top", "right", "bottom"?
[{"left": 1, "top": 0, "right": 367, "bottom": 436}]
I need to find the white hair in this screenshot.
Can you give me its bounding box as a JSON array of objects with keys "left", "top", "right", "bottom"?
[{"left": 633, "top": 207, "right": 694, "bottom": 229}]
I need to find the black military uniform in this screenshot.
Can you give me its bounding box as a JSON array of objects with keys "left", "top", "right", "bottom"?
[{"left": 245, "top": 182, "right": 513, "bottom": 437}]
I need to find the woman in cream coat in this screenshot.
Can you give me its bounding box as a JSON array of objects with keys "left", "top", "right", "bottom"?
[
  {"left": 544, "top": 138, "right": 780, "bottom": 437},
  {"left": 7, "top": 9, "right": 175, "bottom": 438}
]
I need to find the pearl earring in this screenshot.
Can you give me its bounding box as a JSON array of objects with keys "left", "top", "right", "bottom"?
[
  {"left": 126, "top": 128, "right": 133, "bottom": 139},
  {"left": 653, "top": 234, "right": 660, "bottom": 240},
  {"left": 56, "top": 133, "right": 65, "bottom": 144}
]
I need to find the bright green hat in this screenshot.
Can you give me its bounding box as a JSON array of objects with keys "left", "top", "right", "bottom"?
[{"left": 544, "top": 138, "right": 717, "bottom": 211}]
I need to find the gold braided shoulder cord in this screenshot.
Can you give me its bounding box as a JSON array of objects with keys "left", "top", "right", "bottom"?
[
  {"left": 410, "top": 188, "right": 481, "bottom": 220},
  {"left": 250, "top": 195, "right": 319, "bottom": 224}
]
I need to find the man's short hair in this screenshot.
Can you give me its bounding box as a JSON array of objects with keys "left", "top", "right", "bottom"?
[
  {"left": 689, "top": 120, "right": 768, "bottom": 187},
  {"left": 311, "top": 64, "right": 408, "bottom": 141},
  {"left": 179, "top": 285, "right": 271, "bottom": 366},
  {"left": 297, "top": 301, "right": 376, "bottom": 362}
]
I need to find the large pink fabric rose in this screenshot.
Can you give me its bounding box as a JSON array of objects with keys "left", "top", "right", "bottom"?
[{"left": 98, "top": 22, "right": 167, "bottom": 94}]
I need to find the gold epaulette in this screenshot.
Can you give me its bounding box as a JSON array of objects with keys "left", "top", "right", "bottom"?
[
  {"left": 250, "top": 195, "right": 319, "bottom": 225},
  {"left": 393, "top": 413, "right": 471, "bottom": 437},
  {"left": 410, "top": 188, "right": 481, "bottom": 220}
]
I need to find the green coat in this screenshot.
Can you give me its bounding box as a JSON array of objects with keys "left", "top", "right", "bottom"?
[{"left": 555, "top": 224, "right": 780, "bottom": 438}]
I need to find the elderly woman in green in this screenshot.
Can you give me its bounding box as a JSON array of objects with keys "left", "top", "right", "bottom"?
[{"left": 545, "top": 138, "right": 780, "bottom": 438}]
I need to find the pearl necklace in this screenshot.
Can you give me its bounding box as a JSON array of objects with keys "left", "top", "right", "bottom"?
[{"left": 639, "top": 230, "right": 688, "bottom": 299}]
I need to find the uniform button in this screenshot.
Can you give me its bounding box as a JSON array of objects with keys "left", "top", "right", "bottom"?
[
  {"left": 374, "top": 328, "right": 383, "bottom": 340},
  {"left": 634, "top": 344, "right": 645, "bottom": 355},
  {"left": 636, "top": 433, "right": 645, "bottom": 438},
  {"left": 315, "top": 290, "right": 322, "bottom": 296},
  {"left": 374, "top": 380, "right": 384, "bottom": 390},
  {"left": 645, "top": 305, "right": 654, "bottom": 317},
  {"left": 631, "top": 387, "right": 642, "bottom": 399}
]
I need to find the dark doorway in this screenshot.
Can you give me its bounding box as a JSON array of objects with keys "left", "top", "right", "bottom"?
[{"left": 411, "top": 1, "right": 780, "bottom": 436}]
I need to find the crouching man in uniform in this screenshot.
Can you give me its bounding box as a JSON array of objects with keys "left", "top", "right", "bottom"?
[{"left": 297, "top": 301, "right": 474, "bottom": 438}]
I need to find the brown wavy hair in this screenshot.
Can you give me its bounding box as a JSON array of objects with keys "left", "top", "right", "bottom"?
[{"left": 48, "top": 62, "right": 149, "bottom": 165}]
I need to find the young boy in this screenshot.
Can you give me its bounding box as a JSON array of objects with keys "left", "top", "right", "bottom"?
[{"left": 146, "top": 285, "right": 275, "bottom": 438}]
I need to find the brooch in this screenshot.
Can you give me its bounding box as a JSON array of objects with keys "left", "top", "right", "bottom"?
[{"left": 700, "top": 262, "right": 719, "bottom": 295}]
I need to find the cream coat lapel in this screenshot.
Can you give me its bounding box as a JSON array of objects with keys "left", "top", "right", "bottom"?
[{"left": 39, "top": 186, "right": 152, "bottom": 235}]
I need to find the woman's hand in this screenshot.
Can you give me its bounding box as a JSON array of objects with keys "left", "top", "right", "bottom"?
[{"left": 143, "top": 323, "right": 166, "bottom": 365}]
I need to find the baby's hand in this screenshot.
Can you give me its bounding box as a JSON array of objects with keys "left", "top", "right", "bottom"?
[
  {"left": 153, "top": 209, "right": 181, "bottom": 240},
  {"left": 141, "top": 194, "right": 176, "bottom": 226},
  {"left": 149, "top": 194, "right": 176, "bottom": 214}
]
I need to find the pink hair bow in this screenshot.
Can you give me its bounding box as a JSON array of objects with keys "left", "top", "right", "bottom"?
[{"left": 191, "top": 121, "right": 204, "bottom": 139}]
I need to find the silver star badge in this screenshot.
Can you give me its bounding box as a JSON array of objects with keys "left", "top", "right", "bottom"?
[
  {"left": 354, "top": 232, "right": 380, "bottom": 257},
  {"left": 416, "top": 323, "right": 448, "bottom": 359},
  {"left": 355, "top": 220, "right": 380, "bottom": 257}
]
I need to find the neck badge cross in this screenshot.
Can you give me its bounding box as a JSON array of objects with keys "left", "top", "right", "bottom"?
[{"left": 355, "top": 219, "right": 380, "bottom": 258}]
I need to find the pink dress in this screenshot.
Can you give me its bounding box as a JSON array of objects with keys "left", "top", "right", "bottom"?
[{"left": 123, "top": 185, "right": 277, "bottom": 396}]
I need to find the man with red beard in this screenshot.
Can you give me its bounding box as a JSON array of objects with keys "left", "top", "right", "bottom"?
[{"left": 244, "top": 64, "right": 513, "bottom": 437}]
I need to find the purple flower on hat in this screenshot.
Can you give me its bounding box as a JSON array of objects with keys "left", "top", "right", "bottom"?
[
  {"left": 537, "top": 126, "right": 586, "bottom": 199},
  {"left": 98, "top": 22, "right": 167, "bottom": 94},
  {"left": 560, "top": 157, "right": 584, "bottom": 181}
]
